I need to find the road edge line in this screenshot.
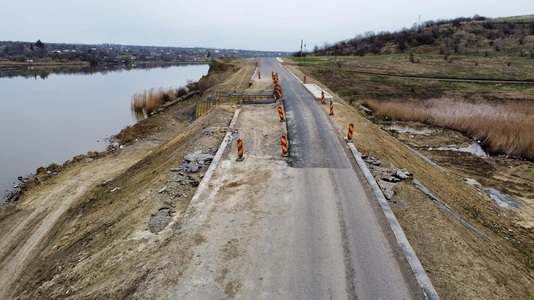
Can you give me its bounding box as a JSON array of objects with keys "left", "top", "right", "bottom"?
[{"left": 347, "top": 143, "right": 440, "bottom": 300}]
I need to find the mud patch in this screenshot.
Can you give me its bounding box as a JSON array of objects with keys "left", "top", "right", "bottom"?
[
  {"left": 220, "top": 238, "right": 240, "bottom": 261},
  {"left": 224, "top": 281, "right": 243, "bottom": 297}
]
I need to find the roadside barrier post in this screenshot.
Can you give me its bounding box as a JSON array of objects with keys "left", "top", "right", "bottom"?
[
  {"left": 236, "top": 139, "right": 244, "bottom": 161},
  {"left": 278, "top": 106, "right": 285, "bottom": 121},
  {"left": 329, "top": 101, "right": 334, "bottom": 116},
  {"left": 303, "top": 75, "right": 307, "bottom": 83},
  {"left": 347, "top": 123, "right": 354, "bottom": 142},
  {"left": 276, "top": 90, "right": 282, "bottom": 100},
  {"left": 280, "top": 135, "right": 288, "bottom": 156},
  {"left": 321, "top": 91, "right": 326, "bottom": 105},
  {"left": 258, "top": 71, "right": 261, "bottom": 79}
]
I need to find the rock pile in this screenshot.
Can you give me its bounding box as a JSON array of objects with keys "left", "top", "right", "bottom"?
[
  {"left": 362, "top": 155, "right": 412, "bottom": 201},
  {"left": 148, "top": 208, "right": 173, "bottom": 234},
  {"left": 171, "top": 149, "right": 216, "bottom": 174},
  {"left": 148, "top": 148, "right": 216, "bottom": 233}
]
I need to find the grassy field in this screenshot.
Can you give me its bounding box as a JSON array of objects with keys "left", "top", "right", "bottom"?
[
  {"left": 297, "top": 54, "right": 534, "bottom": 101},
  {"left": 289, "top": 55, "right": 534, "bottom": 159},
  {"left": 493, "top": 14, "right": 534, "bottom": 22},
  {"left": 295, "top": 54, "right": 534, "bottom": 81}
]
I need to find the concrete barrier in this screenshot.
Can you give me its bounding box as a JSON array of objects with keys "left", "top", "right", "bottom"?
[{"left": 303, "top": 84, "right": 335, "bottom": 103}]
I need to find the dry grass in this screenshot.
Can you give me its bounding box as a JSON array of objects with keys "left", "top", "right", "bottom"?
[
  {"left": 365, "top": 98, "right": 534, "bottom": 159},
  {"left": 131, "top": 87, "right": 178, "bottom": 115}
]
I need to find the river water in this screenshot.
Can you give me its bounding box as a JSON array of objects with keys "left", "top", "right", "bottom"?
[{"left": 0, "top": 64, "right": 209, "bottom": 200}]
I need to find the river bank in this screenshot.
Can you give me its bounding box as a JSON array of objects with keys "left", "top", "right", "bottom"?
[
  {"left": 0, "top": 64, "right": 209, "bottom": 201},
  {"left": 0, "top": 60, "right": 208, "bottom": 79}
]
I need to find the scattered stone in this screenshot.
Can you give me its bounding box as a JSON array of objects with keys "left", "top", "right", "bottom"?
[
  {"left": 377, "top": 180, "right": 396, "bottom": 192},
  {"left": 187, "top": 163, "right": 201, "bottom": 174},
  {"left": 4, "top": 188, "right": 21, "bottom": 202},
  {"left": 401, "top": 169, "right": 412, "bottom": 177},
  {"left": 364, "top": 157, "right": 381, "bottom": 166},
  {"left": 383, "top": 189, "right": 395, "bottom": 200},
  {"left": 363, "top": 156, "right": 416, "bottom": 202},
  {"left": 158, "top": 186, "right": 168, "bottom": 194},
  {"left": 395, "top": 170, "right": 409, "bottom": 180},
  {"left": 101, "top": 179, "right": 113, "bottom": 187},
  {"left": 176, "top": 149, "right": 215, "bottom": 174},
  {"left": 190, "top": 180, "right": 200, "bottom": 187},
  {"left": 382, "top": 176, "right": 401, "bottom": 183},
  {"left": 148, "top": 208, "right": 173, "bottom": 233},
  {"left": 184, "top": 151, "right": 214, "bottom": 163}
]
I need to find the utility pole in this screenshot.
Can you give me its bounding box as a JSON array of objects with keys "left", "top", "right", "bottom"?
[
  {"left": 304, "top": 42, "right": 306, "bottom": 66},
  {"left": 300, "top": 39, "right": 303, "bottom": 65}
]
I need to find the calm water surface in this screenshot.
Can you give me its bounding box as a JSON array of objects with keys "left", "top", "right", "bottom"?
[{"left": 0, "top": 65, "right": 208, "bottom": 199}]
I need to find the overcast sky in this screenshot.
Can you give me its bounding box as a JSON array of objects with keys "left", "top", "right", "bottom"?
[{"left": 2, "top": 0, "right": 534, "bottom": 52}]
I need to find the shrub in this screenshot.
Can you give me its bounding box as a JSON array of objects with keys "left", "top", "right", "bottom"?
[
  {"left": 176, "top": 86, "right": 188, "bottom": 97},
  {"left": 131, "top": 87, "right": 175, "bottom": 115}
]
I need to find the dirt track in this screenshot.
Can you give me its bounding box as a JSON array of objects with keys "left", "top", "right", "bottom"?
[{"left": 0, "top": 58, "right": 533, "bottom": 299}]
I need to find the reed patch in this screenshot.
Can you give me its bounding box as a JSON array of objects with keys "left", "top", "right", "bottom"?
[
  {"left": 365, "top": 98, "right": 534, "bottom": 159},
  {"left": 131, "top": 86, "right": 189, "bottom": 118}
]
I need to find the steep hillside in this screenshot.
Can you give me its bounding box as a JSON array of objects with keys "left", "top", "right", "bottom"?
[{"left": 312, "top": 15, "right": 534, "bottom": 58}]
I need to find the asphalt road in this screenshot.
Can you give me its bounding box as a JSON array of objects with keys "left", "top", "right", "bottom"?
[
  {"left": 170, "top": 58, "right": 425, "bottom": 299},
  {"left": 258, "top": 57, "right": 423, "bottom": 299}
]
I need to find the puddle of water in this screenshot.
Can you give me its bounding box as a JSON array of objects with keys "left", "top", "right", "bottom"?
[
  {"left": 483, "top": 188, "right": 520, "bottom": 209},
  {"left": 464, "top": 179, "right": 519, "bottom": 209},
  {"left": 435, "top": 142, "right": 489, "bottom": 158},
  {"left": 387, "top": 125, "right": 434, "bottom": 135}
]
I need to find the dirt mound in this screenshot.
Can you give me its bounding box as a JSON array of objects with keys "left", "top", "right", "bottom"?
[{"left": 208, "top": 58, "right": 236, "bottom": 73}]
